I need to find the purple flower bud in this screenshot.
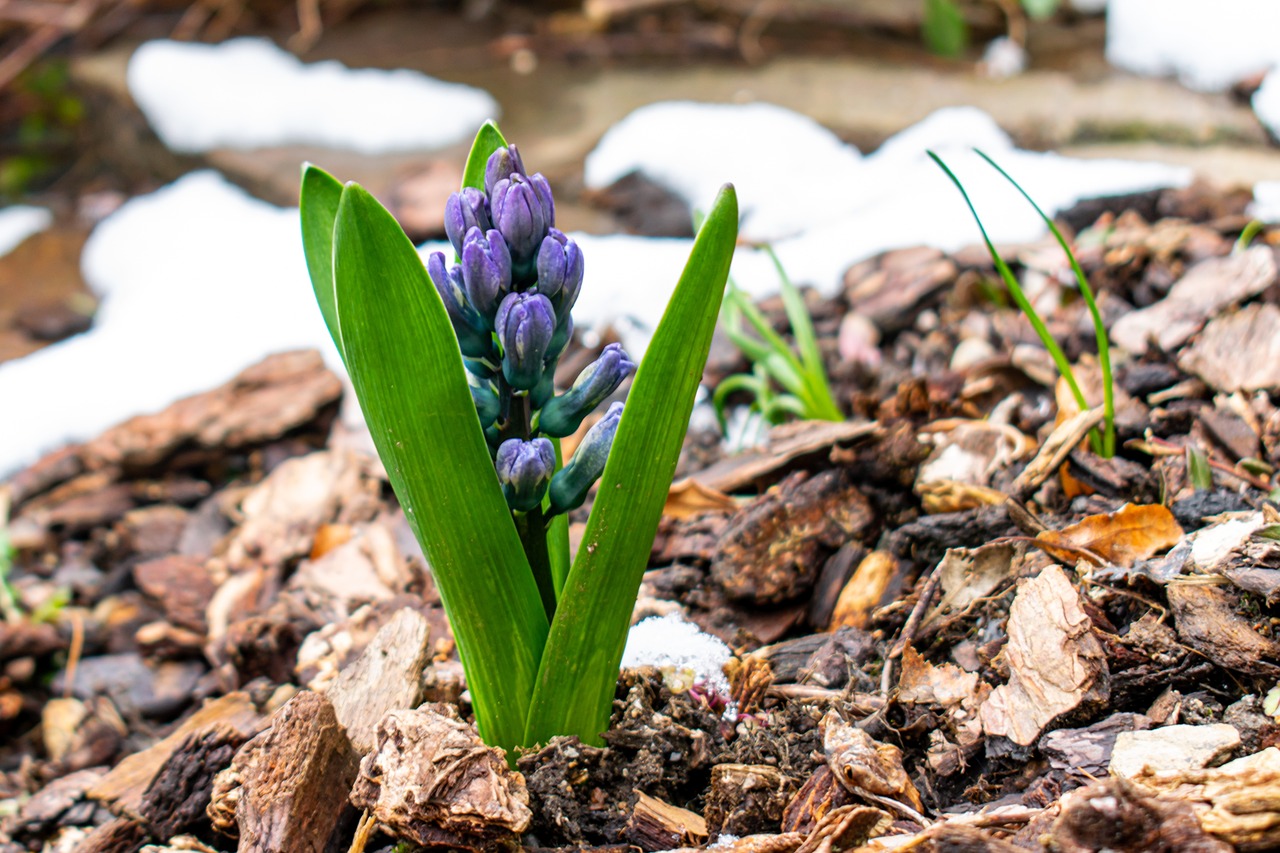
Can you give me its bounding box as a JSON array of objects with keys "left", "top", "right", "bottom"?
[
  {"left": 427, "top": 252, "right": 492, "bottom": 358},
  {"left": 548, "top": 402, "right": 622, "bottom": 515},
  {"left": 495, "top": 291, "right": 555, "bottom": 391},
  {"left": 491, "top": 176, "right": 547, "bottom": 280},
  {"left": 537, "top": 344, "right": 635, "bottom": 438},
  {"left": 484, "top": 145, "right": 526, "bottom": 197},
  {"left": 536, "top": 228, "right": 583, "bottom": 304},
  {"left": 528, "top": 173, "right": 556, "bottom": 229},
  {"left": 444, "top": 188, "right": 491, "bottom": 257},
  {"left": 496, "top": 437, "right": 554, "bottom": 512},
  {"left": 460, "top": 227, "right": 512, "bottom": 323}
]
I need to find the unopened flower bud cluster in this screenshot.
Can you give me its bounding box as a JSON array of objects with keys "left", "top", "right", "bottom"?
[{"left": 427, "top": 145, "right": 635, "bottom": 516}]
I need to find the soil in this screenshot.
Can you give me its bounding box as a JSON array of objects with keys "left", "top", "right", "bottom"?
[{"left": 4, "top": 170, "right": 1280, "bottom": 852}]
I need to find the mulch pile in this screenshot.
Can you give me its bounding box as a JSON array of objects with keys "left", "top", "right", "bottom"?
[{"left": 4, "top": 180, "right": 1280, "bottom": 852}]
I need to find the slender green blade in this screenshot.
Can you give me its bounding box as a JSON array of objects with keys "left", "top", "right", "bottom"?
[
  {"left": 974, "top": 149, "right": 1115, "bottom": 457},
  {"left": 546, "top": 438, "right": 571, "bottom": 597},
  {"left": 332, "top": 183, "right": 548, "bottom": 752},
  {"left": 461, "top": 120, "right": 508, "bottom": 192},
  {"left": 923, "top": 0, "right": 968, "bottom": 57},
  {"left": 523, "top": 185, "right": 739, "bottom": 747},
  {"left": 300, "top": 163, "right": 345, "bottom": 361},
  {"left": 768, "top": 247, "right": 841, "bottom": 421}
]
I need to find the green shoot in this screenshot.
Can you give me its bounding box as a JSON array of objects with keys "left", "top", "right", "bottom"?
[
  {"left": 714, "top": 245, "right": 842, "bottom": 433},
  {"left": 930, "top": 150, "right": 1115, "bottom": 458}
]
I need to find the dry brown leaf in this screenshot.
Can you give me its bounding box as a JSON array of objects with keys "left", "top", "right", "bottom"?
[
  {"left": 1036, "top": 503, "right": 1184, "bottom": 568},
  {"left": 921, "top": 543, "right": 1017, "bottom": 635},
  {"left": 664, "top": 478, "right": 739, "bottom": 519},
  {"left": 898, "top": 644, "right": 980, "bottom": 708},
  {"left": 1179, "top": 302, "right": 1280, "bottom": 393},
  {"left": 979, "top": 566, "right": 1108, "bottom": 746},
  {"left": 822, "top": 711, "right": 924, "bottom": 812}
]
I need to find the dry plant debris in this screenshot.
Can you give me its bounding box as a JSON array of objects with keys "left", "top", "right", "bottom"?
[{"left": 10, "top": 182, "right": 1280, "bottom": 851}]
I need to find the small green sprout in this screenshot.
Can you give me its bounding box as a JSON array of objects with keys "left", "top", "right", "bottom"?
[
  {"left": 300, "top": 122, "right": 737, "bottom": 756},
  {"left": 713, "top": 245, "right": 842, "bottom": 433},
  {"left": 930, "top": 149, "right": 1116, "bottom": 458}
]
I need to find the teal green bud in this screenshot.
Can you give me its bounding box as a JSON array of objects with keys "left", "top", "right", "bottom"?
[
  {"left": 496, "top": 437, "right": 555, "bottom": 512},
  {"left": 537, "top": 344, "right": 635, "bottom": 438},
  {"left": 549, "top": 403, "right": 622, "bottom": 515},
  {"left": 471, "top": 384, "right": 500, "bottom": 428},
  {"left": 496, "top": 291, "right": 555, "bottom": 391}
]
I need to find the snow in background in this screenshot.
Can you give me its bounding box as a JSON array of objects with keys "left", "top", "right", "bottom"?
[
  {"left": 0, "top": 104, "right": 1193, "bottom": 478},
  {"left": 1106, "top": 0, "right": 1280, "bottom": 92},
  {"left": 1249, "top": 181, "right": 1280, "bottom": 223},
  {"left": 0, "top": 206, "right": 52, "bottom": 258},
  {"left": 621, "top": 613, "right": 733, "bottom": 696},
  {"left": 127, "top": 38, "right": 497, "bottom": 154}
]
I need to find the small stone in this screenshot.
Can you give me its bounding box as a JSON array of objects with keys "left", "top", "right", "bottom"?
[{"left": 1109, "top": 723, "right": 1241, "bottom": 778}]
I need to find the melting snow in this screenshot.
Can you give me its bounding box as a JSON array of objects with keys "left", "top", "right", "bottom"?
[
  {"left": 621, "top": 613, "right": 733, "bottom": 697},
  {"left": 127, "top": 37, "right": 498, "bottom": 154},
  {"left": 0, "top": 206, "right": 52, "bottom": 258}
]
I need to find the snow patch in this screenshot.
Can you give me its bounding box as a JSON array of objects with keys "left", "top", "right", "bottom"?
[
  {"left": 127, "top": 37, "right": 498, "bottom": 154},
  {"left": 1106, "top": 0, "right": 1280, "bottom": 92},
  {"left": 621, "top": 613, "right": 733, "bottom": 697},
  {"left": 0, "top": 206, "right": 52, "bottom": 257}
]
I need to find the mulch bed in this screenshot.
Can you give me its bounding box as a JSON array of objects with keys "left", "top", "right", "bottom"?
[{"left": 4, "top": 179, "right": 1280, "bottom": 852}]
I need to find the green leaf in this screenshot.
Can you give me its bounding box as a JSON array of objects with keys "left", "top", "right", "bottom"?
[
  {"left": 546, "top": 437, "right": 571, "bottom": 597},
  {"left": 1187, "top": 446, "right": 1213, "bottom": 491},
  {"left": 923, "top": 0, "right": 968, "bottom": 57},
  {"left": 300, "top": 163, "right": 345, "bottom": 361},
  {"left": 975, "top": 150, "right": 1114, "bottom": 457},
  {"left": 523, "top": 184, "right": 739, "bottom": 747},
  {"left": 332, "top": 183, "right": 548, "bottom": 753},
  {"left": 1021, "top": 0, "right": 1060, "bottom": 19},
  {"left": 461, "top": 120, "right": 508, "bottom": 193}
]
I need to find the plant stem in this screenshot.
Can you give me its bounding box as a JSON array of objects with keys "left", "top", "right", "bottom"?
[{"left": 502, "top": 387, "right": 557, "bottom": 621}]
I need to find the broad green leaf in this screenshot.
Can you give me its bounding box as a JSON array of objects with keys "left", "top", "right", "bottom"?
[
  {"left": 523, "top": 185, "right": 739, "bottom": 747},
  {"left": 462, "top": 120, "right": 508, "bottom": 193},
  {"left": 1187, "top": 446, "right": 1213, "bottom": 491},
  {"left": 332, "top": 183, "right": 548, "bottom": 753},
  {"left": 300, "top": 163, "right": 344, "bottom": 361}
]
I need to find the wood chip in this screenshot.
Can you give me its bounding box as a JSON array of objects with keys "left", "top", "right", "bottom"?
[
  {"left": 686, "top": 420, "right": 878, "bottom": 495},
  {"left": 1011, "top": 406, "right": 1106, "bottom": 498},
  {"left": 208, "top": 690, "right": 359, "bottom": 852},
  {"left": 625, "top": 791, "right": 707, "bottom": 851},
  {"left": 325, "top": 606, "right": 432, "bottom": 756},
  {"left": 350, "top": 704, "right": 531, "bottom": 850},
  {"left": 1180, "top": 302, "right": 1280, "bottom": 392}
]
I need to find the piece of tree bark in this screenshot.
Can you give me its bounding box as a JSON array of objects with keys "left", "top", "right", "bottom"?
[
  {"left": 208, "top": 690, "right": 359, "bottom": 853},
  {"left": 326, "top": 606, "right": 432, "bottom": 755},
  {"left": 625, "top": 791, "right": 708, "bottom": 851},
  {"left": 89, "top": 692, "right": 261, "bottom": 821},
  {"left": 705, "top": 764, "right": 796, "bottom": 837},
  {"left": 137, "top": 721, "right": 252, "bottom": 838},
  {"left": 75, "top": 816, "right": 149, "bottom": 853}
]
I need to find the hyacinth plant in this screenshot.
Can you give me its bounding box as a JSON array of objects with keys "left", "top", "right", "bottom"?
[{"left": 300, "top": 121, "right": 737, "bottom": 755}]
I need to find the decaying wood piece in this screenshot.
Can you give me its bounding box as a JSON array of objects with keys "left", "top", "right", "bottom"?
[
  {"left": 1010, "top": 406, "right": 1106, "bottom": 498},
  {"left": 1167, "top": 582, "right": 1280, "bottom": 679},
  {"left": 325, "top": 606, "right": 432, "bottom": 755},
  {"left": 705, "top": 764, "right": 797, "bottom": 836},
  {"left": 897, "top": 823, "right": 1025, "bottom": 851},
  {"left": 136, "top": 722, "right": 253, "bottom": 838},
  {"left": 979, "top": 566, "right": 1109, "bottom": 746},
  {"left": 793, "top": 804, "right": 892, "bottom": 853},
  {"left": 207, "top": 690, "right": 358, "bottom": 853},
  {"left": 76, "top": 815, "right": 150, "bottom": 852},
  {"left": 349, "top": 704, "right": 531, "bottom": 850},
  {"left": 711, "top": 469, "right": 873, "bottom": 606},
  {"left": 1048, "top": 776, "right": 1231, "bottom": 853},
  {"left": 89, "top": 693, "right": 262, "bottom": 823},
  {"left": 625, "top": 791, "right": 707, "bottom": 851}
]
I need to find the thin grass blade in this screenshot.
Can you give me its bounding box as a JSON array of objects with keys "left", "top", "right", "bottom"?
[
  {"left": 974, "top": 150, "right": 1115, "bottom": 457},
  {"left": 332, "top": 183, "right": 548, "bottom": 753},
  {"left": 523, "top": 185, "right": 739, "bottom": 748},
  {"left": 928, "top": 151, "right": 1099, "bottom": 453}
]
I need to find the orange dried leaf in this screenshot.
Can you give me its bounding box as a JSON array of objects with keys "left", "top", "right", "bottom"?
[
  {"left": 664, "top": 479, "right": 738, "bottom": 519},
  {"left": 1036, "top": 503, "right": 1183, "bottom": 568}
]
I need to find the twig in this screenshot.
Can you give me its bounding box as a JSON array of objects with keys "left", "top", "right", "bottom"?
[{"left": 880, "top": 559, "right": 946, "bottom": 696}]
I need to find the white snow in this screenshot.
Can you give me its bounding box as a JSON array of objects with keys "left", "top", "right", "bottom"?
[
  {"left": 127, "top": 38, "right": 498, "bottom": 154},
  {"left": 621, "top": 613, "right": 733, "bottom": 696},
  {"left": 0, "top": 206, "right": 52, "bottom": 258},
  {"left": 1252, "top": 70, "right": 1280, "bottom": 142},
  {"left": 0, "top": 104, "right": 1192, "bottom": 478},
  {"left": 0, "top": 171, "right": 337, "bottom": 477},
  {"left": 1249, "top": 180, "right": 1280, "bottom": 223},
  {"left": 1106, "top": 0, "right": 1280, "bottom": 92}
]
